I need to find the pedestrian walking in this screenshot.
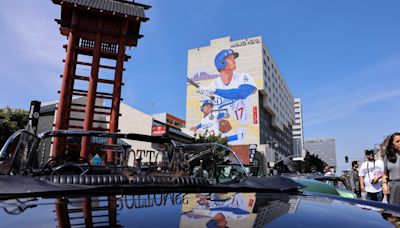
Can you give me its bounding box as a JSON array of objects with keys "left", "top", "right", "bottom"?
[
  {"left": 382, "top": 132, "right": 400, "bottom": 204},
  {"left": 349, "top": 161, "right": 361, "bottom": 198},
  {"left": 359, "top": 150, "right": 384, "bottom": 201}
]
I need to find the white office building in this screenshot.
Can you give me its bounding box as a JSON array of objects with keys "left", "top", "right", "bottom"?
[
  {"left": 292, "top": 98, "right": 305, "bottom": 158},
  {"left": 304, "top": 138, "right": 337, "bottom": 167}
]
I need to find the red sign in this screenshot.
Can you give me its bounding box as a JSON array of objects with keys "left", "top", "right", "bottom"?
[
  {"left": 152, "top": 126, "right": 166, "bottom": 136},
  {"left": 248, "top": 198, "right": 255, "bottom": 207},
  {"left": 253, "top": 106, "right": 258, "bottom": 124}
]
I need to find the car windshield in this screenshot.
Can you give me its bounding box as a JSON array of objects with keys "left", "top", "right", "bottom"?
[
  {"left": 321, "top": 178, "right": 349, "bottom": 190},
  {"left": 184, "top": 143, "right": 248, "bottom": 183}
]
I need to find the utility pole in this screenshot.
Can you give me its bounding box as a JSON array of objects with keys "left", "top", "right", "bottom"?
[{"left": 265, "top": 140, "right": 278, "bottom": 175}]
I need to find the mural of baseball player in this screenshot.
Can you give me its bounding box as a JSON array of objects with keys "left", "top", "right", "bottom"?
[
  {"left": 191, "top": 100, "right": 231, "bottom": 136},
  {"left": 197, "top": 49, "right": 257, "bottom": 143},
  {"left": 191, "top": 100, "right": 219, "bottom": 137},
  {"left": 191, "top": 99, "right": 245, "bottom": 143}
]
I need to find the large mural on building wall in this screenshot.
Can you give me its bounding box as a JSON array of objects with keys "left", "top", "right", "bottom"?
[
  {"left": 187, "top": 38, "right": 263, "bottom": 145},
  {"left": 179, "top": 192, "right": 257, "bottom": 227}
]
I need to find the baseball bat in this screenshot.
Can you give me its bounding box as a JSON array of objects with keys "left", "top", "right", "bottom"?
[
  {"left": 187, "top": 78, "right": 199, "bottom": 88},
  {"left": 187, "top": 77, "right": 215, "bottom": 100}
]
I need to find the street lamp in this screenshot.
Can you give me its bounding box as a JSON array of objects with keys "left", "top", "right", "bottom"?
[
  {"left": 270, "top": 154, "right": 297, "bottom": 168},
  {"left": 265, "top": 140, "right": 279, "bottom": 163},
  {"left": 265, "top": 140, "right": 279, "bottom": 175},
  {"left": 266, "top": 140, "right": 279, "bottom": 148}
]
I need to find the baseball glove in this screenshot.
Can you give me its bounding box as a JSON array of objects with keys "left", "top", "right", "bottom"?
[{"left": 219, "top": 119, "right": 232, "bottom": 133}]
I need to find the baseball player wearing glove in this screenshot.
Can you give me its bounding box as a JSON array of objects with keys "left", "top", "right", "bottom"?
[
  {"left": 191, "top": 100, "right": 219, "bottom": 136},
  {"left": 191, "top": 100, "right": 231, "bottom": 136},
  {"left": 219, "top": 119, "right": 232, "bottom": 133}
]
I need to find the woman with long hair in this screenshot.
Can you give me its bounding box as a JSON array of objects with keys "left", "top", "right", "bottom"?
[{"left": 382, "top": 132, "right": 400, "bottom": 204}]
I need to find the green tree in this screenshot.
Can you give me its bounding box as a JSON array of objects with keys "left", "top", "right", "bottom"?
[
  {"left": 194, "top": 133, "right": 230, "bottom": 161},
  {"left": 301, "top": 151, "right": 328, "bottom": 173},
  {"left": 194, "top": 133, "right": 229, "bottom": 146},
  {"left": 0, "top": 107, "right": 29, "bottom": 148},
  {"left": 190, "top": 134, "right": 230, "bottom": 174}
]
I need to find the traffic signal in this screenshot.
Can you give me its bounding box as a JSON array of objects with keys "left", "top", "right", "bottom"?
[{"left": 345, "top": 156, "right": 349, "bottom": 163}]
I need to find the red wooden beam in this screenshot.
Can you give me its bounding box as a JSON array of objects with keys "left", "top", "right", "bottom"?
[
  {"left": 81, "top": 19, "right": 103, "bottom": 159},
  {"left": 107, "top": 21, "right": 128, "bottom": 164},
  {"left": 52, "top": 11, "right": 78, "bottom": 158}
]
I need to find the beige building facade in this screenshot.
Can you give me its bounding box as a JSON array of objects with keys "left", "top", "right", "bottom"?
[
  {"left": 186, "top": 36, "right": 295, "bottom": 166},
  {"left": 37, "top": 98, "right": 184, "bottom": 167}
]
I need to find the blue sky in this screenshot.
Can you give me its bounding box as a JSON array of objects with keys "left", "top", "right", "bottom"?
[{"left": 0, "top": 0, "right": 399, "bottom": 173}]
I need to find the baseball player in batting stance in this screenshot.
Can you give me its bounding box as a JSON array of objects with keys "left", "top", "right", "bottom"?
[{"left": 197, "top": 49, "right": 257, "bottom": 143}]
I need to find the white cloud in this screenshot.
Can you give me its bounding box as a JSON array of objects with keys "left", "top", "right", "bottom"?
[
  {"left": 305, "top": 90, "right": 400, "bottom": 126},
  {"left": 304, "top": 54, "right": 400, "bottom": 127},
  {"left": 305, "top": 53, "right": 400, "bottom": 109},
  {"left": 0, "top": 1, "right": 63, "bottom": 66},
  {"left": 0, "top": 1, "right": 64, "bottom": 107}
]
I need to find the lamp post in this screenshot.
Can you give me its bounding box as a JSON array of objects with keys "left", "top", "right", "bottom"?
[
  {"left": 271, "top": 154, "right": 297, "bottom": 168},
  {"left": 265, "top": 140, "right": 278, "bottom": 175}
]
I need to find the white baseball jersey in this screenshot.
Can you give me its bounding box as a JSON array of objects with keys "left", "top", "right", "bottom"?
[
  {"left": 208, "top": 73, "right": 256, "bottom": 123},
  {"left": 197, "top": 114, "right": 219, "bottom": 137}
]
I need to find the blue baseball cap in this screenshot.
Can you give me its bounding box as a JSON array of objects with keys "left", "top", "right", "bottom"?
[{"left": 214, "top": 49, "right": 239, "bottom": 71}]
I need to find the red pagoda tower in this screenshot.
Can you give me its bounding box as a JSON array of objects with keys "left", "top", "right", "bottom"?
[{"left": 51, "top": 0, "right": 150, "bottom": 163}]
